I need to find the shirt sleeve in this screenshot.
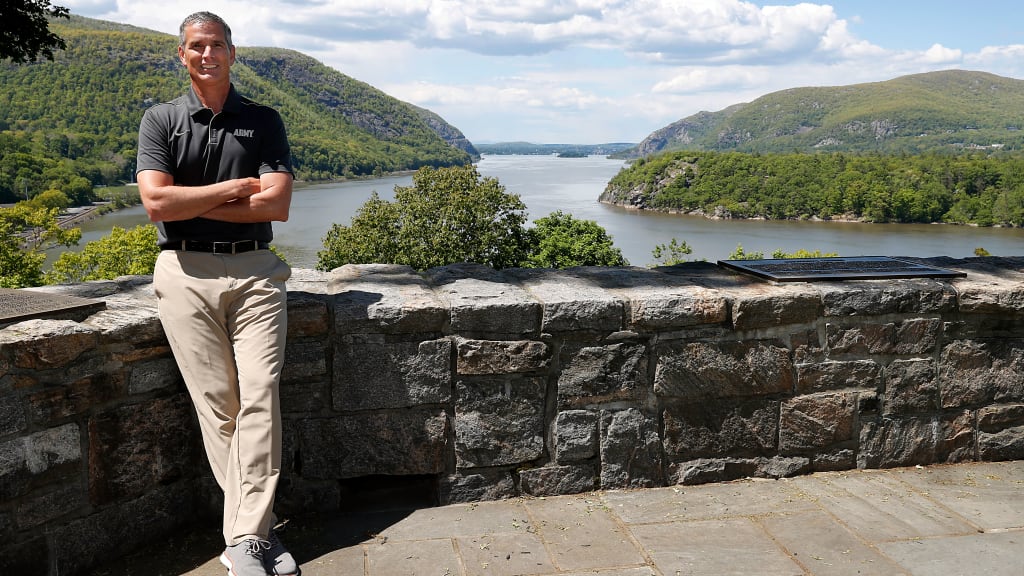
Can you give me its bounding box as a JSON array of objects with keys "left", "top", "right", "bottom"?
[
  {"left": 259, "top": 108, "right": 293, "bottom": 176},
  {"left": 136, "top": 107, "right": 174, "bottom": 176}
]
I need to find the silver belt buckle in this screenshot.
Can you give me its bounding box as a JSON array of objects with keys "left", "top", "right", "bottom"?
[{"left": 213, "top": 241, "right": 233, "bottom": 254}]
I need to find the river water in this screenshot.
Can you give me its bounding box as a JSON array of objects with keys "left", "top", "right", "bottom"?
[{"left": 67, "top": 154, "right": 1024, "bottom": 268}]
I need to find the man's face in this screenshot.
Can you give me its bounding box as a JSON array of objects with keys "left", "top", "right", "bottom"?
[{"left": 178, "top": 20, "right": 234, "bottom": 87}]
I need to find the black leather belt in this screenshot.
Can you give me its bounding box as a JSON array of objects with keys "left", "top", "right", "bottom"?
[{"left": 161, "top": 240, "right": 269, "bottom": 254}]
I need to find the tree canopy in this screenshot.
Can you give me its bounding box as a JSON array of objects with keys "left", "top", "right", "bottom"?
[
  {"left": 604, "top": 150, "right": 1024, "bottom": 227},
  {"left": 317, "top": 165, "right": 628, "bottom": 271},
  {"left": 1, "top": 0, "right": 69, "bottom": 63},
  {"left": 0, "top": 202, "right": 80, "bottom": 288}
]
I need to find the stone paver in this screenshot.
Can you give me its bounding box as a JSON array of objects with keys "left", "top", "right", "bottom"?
[
  {"left": 630, "top": 517, "right": 803, "bottom": 575},
  {"left": 758, "top": 509, "right": 907, "bottom": 575},
  {"left": 877, "top": 532, "right": 1024, "bottom": 576},
  {"left": 99, "top": 461, "right": 1024, "bottom": 576},
  {"left": 524, "top": 494, "right": 648, "bottom": 572}
]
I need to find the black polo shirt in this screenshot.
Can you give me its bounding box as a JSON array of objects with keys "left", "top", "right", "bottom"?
[{"left": 136, "top": 84, "right": 293, "bottom": 246}]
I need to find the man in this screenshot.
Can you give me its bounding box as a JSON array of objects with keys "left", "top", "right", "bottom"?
[{"left": 136, "top": 11, "right": 298, "bottom": 576}]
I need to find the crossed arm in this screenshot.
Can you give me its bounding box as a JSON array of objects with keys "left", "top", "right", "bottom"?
[{"left": 137, "top": 170, "right": 292, "bottom": 223}]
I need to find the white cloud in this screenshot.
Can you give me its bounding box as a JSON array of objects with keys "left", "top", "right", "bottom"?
[
  {"left": 50, "top": 1, "right": 1024, "bottom": 143},
  {"left": 922, "top": 43, "right": 962, "bottom": 64}
]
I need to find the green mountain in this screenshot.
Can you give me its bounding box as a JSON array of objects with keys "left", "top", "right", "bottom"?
[
  {"left": 623, "top": 70, "right": 1024, "bottom": 158},
  {"left": 0, "top": 15, "right": 476, "bottom": 198}
]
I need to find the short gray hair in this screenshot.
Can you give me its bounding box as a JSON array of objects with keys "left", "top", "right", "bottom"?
[{"left": 179, "top": 12, "right": 233, "bottom": 47}]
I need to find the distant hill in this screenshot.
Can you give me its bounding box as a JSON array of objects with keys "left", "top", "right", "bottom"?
[
  {"left": 0, "top": 15, "right": 476, "bottom": 191},
  {"left": 477, "top": 142, "right": 635, "bottom": 156},
  {"left": 621, "top": 70, "right": 1024, "bottom": 158}
]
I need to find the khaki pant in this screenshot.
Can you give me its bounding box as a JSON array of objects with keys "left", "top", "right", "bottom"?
[{"left": 154, "top": 249, "right": 291, "bottom": 545}]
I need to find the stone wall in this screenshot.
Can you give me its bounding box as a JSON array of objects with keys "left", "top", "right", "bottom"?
[{"left": 3, "top": 257, "right": 1024, "bottom": 574}]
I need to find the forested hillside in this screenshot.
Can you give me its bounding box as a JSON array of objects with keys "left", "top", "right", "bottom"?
[
  {"left": 624, "top": 70, "right": 1024, "bottom": 157},
  {"left": 0, "top": 15, "right": 477, "bottom": 203},
  {"left": 601, "top": 150, "right": 1024, "bottom": 226}
]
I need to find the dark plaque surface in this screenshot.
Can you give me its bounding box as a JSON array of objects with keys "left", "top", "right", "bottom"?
[
  {"left": 0, "top": 288, "right": 106, "bottom": 326},
  {"left": 717, "top": 256, "right": 968, "bottom": 282}
]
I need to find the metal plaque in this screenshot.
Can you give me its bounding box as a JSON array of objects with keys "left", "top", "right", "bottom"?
[
  {"left": 0, "top": 288, "right": 105, "bottom": 326},
  {"left": 717, "top": 256, "right": 968, "bottom": 282}
]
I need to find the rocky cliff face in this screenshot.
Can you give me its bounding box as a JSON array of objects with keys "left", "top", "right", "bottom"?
[{"left": 414, "top": 106, "right": 481, "bottom": 158}]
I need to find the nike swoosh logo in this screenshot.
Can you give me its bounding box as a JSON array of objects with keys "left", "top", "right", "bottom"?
[{"left": 172, "top": 130, "right": 190, "bottom": 136}]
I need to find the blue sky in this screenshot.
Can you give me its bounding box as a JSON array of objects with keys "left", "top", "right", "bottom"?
[{"left": 62, "top": 1, "right": 1024, "bottom": 144}]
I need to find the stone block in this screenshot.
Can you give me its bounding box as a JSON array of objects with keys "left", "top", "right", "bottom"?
[
  {"left": 280, "top": 378, "right": 329, "bottom": 413},
  {"left": 334, "top": 337, "right": 451, "bottom": 411},
  {"left": 0, "top": 319, "right": 99, "bottom": 370},
  {"left": 282, "top": 339, "right": 328, "bottom": 383},
  {"left": 84, "top": 305, "right": 165, "bottom": 343},
  {"left": 275, "top": 476, "right": 342, "bottom": 517},
  {"left": 331, "top": 264, "right": 448, "bottom": 334},
  {"left": 298, "top": 409, "right": 448, "bottom": 478},
  {"left": 286, "top": 294, "right": 329, "bottom": 337},
  {"left": 572, "top": 266, "right": 728, "bottom": 330},
  {"left": 668, "top": 457, "right": 760, "bottom": 485},
  {"left": 440, "top": 469, "right": 517, "bottom": 504},
  {"left": 0, "top": 536, "right": 47, "bottom": 575},
  {"left": 758, "top": 455, "right": 812, "bottom": 478},
  {"left": 817, "top": 279, "right": 956, "bottom": 316},
  {"left": 15, "top": 482, "right": 85, "bottom": 530},
  {"left": 978, "top": 403, "right": 1024, "bottom": 432},
  {"left": 554, "top": 409, "right": 599, "bottom": 463},
  {"left": 883, "top": 359, "right": 939, "bottom": 415},
  {"left": 456, "top": 338, "right": 550, "bottom": 375},
  {"left": 0, "top": 423, "right": 80, "bottom": 501},
  {"left": 52, "top": 481, "right": 196, "bottom": 576},
  {"left": 939, "top": 339, "right": 1024, "bottom": 408},
  {"left": 811, "top": 448, "right": 856, "bottom": 472},
  {"left": 858, "top": 411, "right": 974, "bottom": 468},
  {"left": 88, "top": 394, "right": 197, "bottom": 505},
  {"left": 826, "top": 322, "right": 896, "bottom": 355},
  {"left": 655, "top": 340, "right": 793, "bottom": 400},
  {"left": 796, "top": 359, "right": 881, "bottom": 394},
  {"left": 520, "top": 463, "right": 597, "bottom": 496},
  {"left": 128, "top": 356, "right": 180, "bottom": 394},
  {"left": 825, "top": 318, "right": 941, "bottom": 356},
  {"left": 895, "top": 318, "right": 943, "bottom": 354},
  {"left": 664, "top": 399, "right": 779, "bottom": 459},
  {"left": 558, "top": 341, "right": 647, "bottom": 407},
  {"left": 979, "top": 425, "right": 1024, "bottom": 461},
  {"left": 779, "top": 392, "right": 857, "bottom": 453},
  {"left": 600, "top": 408, "right": 663, "bottom": 489},
  {"left": 978, "top": 404, "right": 1024, "bottom": 460},
  {"left": 504, "top": 268, "right": 624, "bottom": 332},
  {"left": 425, "top": 263, "right": 541, "bottom": 335},
  {"left": 948, "top": 260, "right": 1024, "bottom": 314},
  {"left": 730, "top": 286, "right": 821, "bottom": 330},
  {"left": 454, "top": 376, "right": 545, "bottom": 467},
  {"left": 0, "top": 392, "right": 26, "bottom": 437}
]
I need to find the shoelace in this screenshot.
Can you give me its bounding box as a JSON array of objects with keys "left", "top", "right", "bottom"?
[{"left": 245, "top": 538, "right": 272, "bottom": 559}]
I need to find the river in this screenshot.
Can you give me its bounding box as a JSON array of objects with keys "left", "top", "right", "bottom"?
[{"left": 63, "top": 154, "right": 1024, "bottom": 268}]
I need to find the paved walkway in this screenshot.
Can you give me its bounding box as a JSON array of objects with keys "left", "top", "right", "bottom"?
[{"left": 99, "top": 460, "right": 1024, "bottom": 576}]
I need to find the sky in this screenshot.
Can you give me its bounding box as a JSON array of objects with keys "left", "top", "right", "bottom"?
[{"left": 60, "top": 0, "right": 1024, "bottom": 145}]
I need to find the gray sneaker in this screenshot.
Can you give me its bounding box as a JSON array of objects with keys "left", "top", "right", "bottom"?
[
  {"left": 264, "top": 529, "right": 300, "bottom": 575},
  {"left": 220, "top": 539, "right": 271, "bottom": 576}
]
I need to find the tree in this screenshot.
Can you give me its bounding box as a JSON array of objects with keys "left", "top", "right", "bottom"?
[
  {"left": 0, "top": 203, "right": 80, "bottom": 288},
  {"left": 317, "top": 165, "right": 630, "bottom": 271},
  {"left": 728, "top": 243, "right": 764, "bottom": 261},
  {"left": 45, "top": 224, "right": 159, "bottom": 284},
  {"left": 651, "top": 238, "right": 694, "bottom": 266},
  {"left": 522, "top": 211, "right": 627, "bottom": 268},
  {"left": 1, "top": 0, "right": 70, "bottom": 64},
  {"left": 318, "top": 165, "right": 529, "bottom": 271}
]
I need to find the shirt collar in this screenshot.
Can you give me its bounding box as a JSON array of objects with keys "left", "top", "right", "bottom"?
[{"left": 185, "top": 84, "right": 243, "bottom": 118}]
